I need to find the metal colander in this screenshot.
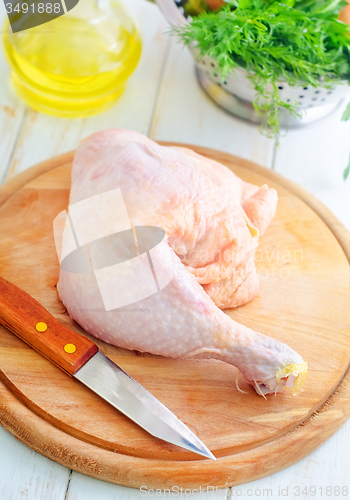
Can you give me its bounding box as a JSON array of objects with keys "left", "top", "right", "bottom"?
[{"left": 155, "top": 0, "right": 349, "bottom": 127}]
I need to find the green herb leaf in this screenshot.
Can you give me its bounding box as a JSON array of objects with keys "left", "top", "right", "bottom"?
[
  {"left": 281, "top": 0, "right": 295, "bottom": 7},
  {"left": 238, "top": 0, "right": 250, "bottom": 9},
  {"left": 341, "top": 102, "right": 350, "bottom": 122},
  {"left": 344, "top": 159, "right": 350, "bottom": 180}
]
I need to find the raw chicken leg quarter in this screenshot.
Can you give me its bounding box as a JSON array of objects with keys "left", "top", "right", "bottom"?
[{"left": 57, "top": 129, "right": 308, "bottom": 396}]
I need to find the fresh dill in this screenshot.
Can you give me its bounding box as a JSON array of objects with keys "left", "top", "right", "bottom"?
[
  {"left": 174, "top": 0, "right": 350, "bottom": 152},
  {"left": 344, "top": 157, "right": 350, "bottom": 179}
]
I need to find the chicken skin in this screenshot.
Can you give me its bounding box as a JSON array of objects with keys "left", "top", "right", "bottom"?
[{"left": 57, "top": 129, "right": 307, "bottom": 395}]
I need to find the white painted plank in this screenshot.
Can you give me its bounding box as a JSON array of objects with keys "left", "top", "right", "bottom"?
[
  {"left": 149, "top": 39, "right": 275, "bottom": 168},
  {"left": 230, "top": 419, "right": 350, "bottom": 500},
  {"left": 3, "top": 0, "right": 169, "bottom": 180},
  {"left": 273, "top": 95, "right": 350, "bottom": 228},
  {"left": 66, "top": 471, "right": 228, "bottom": 500},
  {"left": 0, "top": 3, "right": 26, "bottom": 184},
  {"left": 0, "top": 426, "right": 70, "bottom": 500}
]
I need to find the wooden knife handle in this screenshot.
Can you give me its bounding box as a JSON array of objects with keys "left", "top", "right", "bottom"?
[{"left": 0, "top": 276, "right": 98, "bottom": 375}]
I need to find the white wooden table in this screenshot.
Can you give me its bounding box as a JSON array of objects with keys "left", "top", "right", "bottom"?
[{"left": 0, "top": 1, "right": 349, "bottom": 499}]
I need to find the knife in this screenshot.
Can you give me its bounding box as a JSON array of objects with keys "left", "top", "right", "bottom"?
[{"left": 0, "top": 276, "right": 215, "bottom": 460}]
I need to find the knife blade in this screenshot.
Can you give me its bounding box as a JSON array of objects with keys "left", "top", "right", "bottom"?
[{"left": 0, "top": 276, "right": 215, "bottom": 460}]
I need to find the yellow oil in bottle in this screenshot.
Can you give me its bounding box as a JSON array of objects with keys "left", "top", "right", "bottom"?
[{"left": 2, "top": 0, "right": 142, "bottom": 117}]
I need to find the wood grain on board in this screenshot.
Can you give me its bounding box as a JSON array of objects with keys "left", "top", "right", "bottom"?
[{"left": 0, "top": 145, "right": 349, "bottom": 489}]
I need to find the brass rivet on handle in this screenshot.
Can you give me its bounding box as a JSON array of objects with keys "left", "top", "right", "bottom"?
[
  {"left": 64, "top": 343, "right": 76, "bottom": 354},
  {"left": 36, "top": 322, "right": 47, "bottom": 332}
]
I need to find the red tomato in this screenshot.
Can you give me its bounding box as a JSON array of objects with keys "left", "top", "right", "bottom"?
[
  {"left": 339, "top": 0, "right": 350, "bottom": 24},
  {"left": 205, "top": 0, "right": 225, "bottom": 11}
]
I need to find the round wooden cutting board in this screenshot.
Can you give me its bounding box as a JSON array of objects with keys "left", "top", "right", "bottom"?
[{"left": 0, "top": 145, "right": 349, "bottom": 490}]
